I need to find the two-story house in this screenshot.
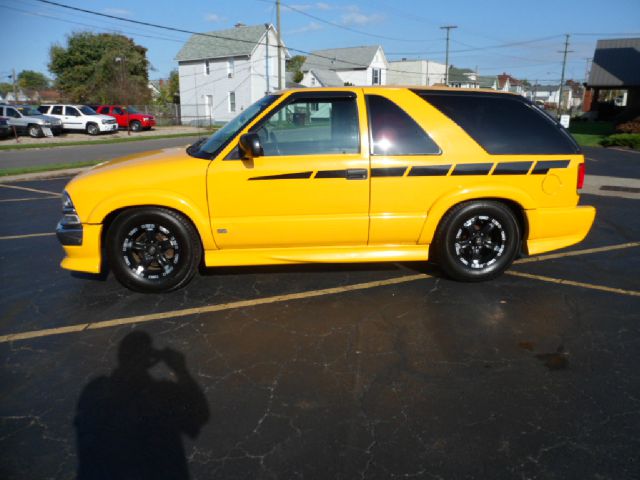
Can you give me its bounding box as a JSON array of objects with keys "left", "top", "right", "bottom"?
[
  {"left": 300, "top": 46, "right": 388, "bottom": 87},
  {"left": 176, "top": 23, "right": 287, "bottom": 124}
]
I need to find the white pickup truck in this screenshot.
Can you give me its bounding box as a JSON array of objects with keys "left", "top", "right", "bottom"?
[{"left": 38, "top": 104, "right": 118, "bottom": 135}]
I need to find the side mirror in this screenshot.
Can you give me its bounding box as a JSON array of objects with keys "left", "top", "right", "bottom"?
[{"left": 238, "top": 133, "right": 263, "bottom": 159}]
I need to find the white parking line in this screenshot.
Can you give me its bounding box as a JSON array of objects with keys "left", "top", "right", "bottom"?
[{"left": 0, "top": 184, "right": 61, "bottom": 196}]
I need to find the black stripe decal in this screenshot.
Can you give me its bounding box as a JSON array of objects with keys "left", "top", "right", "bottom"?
[
  {"left": 371, "top": 167, "right": 407, "bottom": 177},
  {"left": 532, "top": 160, "right": 570, "bottom": 174},
  {"left": 408, "top": 165, "right": 451, "bottom": 176},
  {"left": 314, "top": 169, "right": 347, "bottom": 179},
  {"left": 452, "top": 163, "right": 494, "bottom": 175},
  {"left": 492, "top": 161, "right": 533, "bottom": 175},
  {"left": 249, "top": 171, "right": 313, "bottom": 181}
]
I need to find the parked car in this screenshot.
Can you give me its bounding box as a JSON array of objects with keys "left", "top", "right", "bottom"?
[
  {"left": 56, "top": 87, "right": 595, "bottom": 292},
  {"left": 38, "top": 104, "right": 118, "bottom": 135},
  {"left": 0, "top": 104, "right": 63, "bottom": 137},
  {"left": 0, "top": 117, "right": 10, "bottom": 139},
  {"left": 92, "top": 105, "right": 156, "bottom": 131}
]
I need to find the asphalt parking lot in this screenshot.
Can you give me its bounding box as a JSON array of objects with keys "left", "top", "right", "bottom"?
[{"left": 1, "top": 148, "right": 639, "bottom": 479}]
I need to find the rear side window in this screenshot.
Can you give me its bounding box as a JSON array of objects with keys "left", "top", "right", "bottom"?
[
  {"left": 415, "top": 91, "right": 579, "bottom": 155},
  {"left": 366, "top": 95, "right": 440, "bottom": 155},
  {"left": 51, "top": 106, "right": 63, "bottom": 115}
]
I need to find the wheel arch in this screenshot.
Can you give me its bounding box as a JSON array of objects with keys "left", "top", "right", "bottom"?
[{"left": 418, "top": 187, "right": 532, "bottom": 245}]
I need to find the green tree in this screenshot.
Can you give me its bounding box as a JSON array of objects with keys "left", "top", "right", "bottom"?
[
  {"left": 0, "top": 82, "right": 13, "bottom": 96},
  {"left": 17, "top": 70, "right": 50, "bottom": 91},
  {"left": 286, "top": 55, "right": 306, "bottom": 83},
  {"left": 49, "top": 32, "right": 151, "bottom": 104},
  {"left": 155, "top": 69, "right": 180, "bottom": 105}
]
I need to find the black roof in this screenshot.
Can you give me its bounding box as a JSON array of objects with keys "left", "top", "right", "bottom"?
[{"left": 588, "top": 38, "right": 640, "bottom": 87}]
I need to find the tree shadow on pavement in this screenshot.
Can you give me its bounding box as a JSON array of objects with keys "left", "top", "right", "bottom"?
[{"left": 74, "top": 330, "right": 209, "bottom": 479}]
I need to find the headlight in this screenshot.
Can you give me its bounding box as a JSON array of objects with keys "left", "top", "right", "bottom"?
[{"left": 101, "top": 119, "right": 110, "bottom": 124}]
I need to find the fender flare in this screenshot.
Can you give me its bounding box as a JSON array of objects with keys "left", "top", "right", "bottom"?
[
  {"left": 417, "top": 185, "right": 534, "bottom": 245},
  {"left": 87, "top": 190, "right": 217, "bottom": 250}
]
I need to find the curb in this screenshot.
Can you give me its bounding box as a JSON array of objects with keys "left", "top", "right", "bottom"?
[{"left": 0, "top": 167, "right": 90, "bottom": 183}]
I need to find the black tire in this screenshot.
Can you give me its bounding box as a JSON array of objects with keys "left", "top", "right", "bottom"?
[
  {"left": 130, "top": 120, "right": 142, "bottom": 132},
  {"left": 28, "top": 125, "right": 43, "bottom": 138},
  {"left": 433, "top": 201, "right": 521, "bottom": 282},
  {"left": 86, "top": 123, "right": 99, "bottom": 136},
  {"left": 106, "top": 207, "right": 201, "bottom": 292}
]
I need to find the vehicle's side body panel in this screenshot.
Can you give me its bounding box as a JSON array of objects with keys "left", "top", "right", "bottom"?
[{"left": 206, "top": 89, "right": 372, "bottom": 249}]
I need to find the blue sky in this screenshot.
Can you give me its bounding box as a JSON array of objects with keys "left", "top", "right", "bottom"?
[{"left": 1, "top": 0, "right": 639, "bottom": 84}]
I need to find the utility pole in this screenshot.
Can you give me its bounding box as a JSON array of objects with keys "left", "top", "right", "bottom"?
[
  {"left": 276, "top": 0, "right": 283, "bottom": 90},
  {"left": 440, "top": 25, "right": 457, "bottom": 86},
  {"left": 265, "top": 23, "right": 270, "bottom": 93},
  {"left": 11, "top": 68, "right": 17, "bottom": 104},
  {"left": 557, "top": 34, "right": 573, "bottom": 118}
]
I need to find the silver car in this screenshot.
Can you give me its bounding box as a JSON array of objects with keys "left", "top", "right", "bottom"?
[{"left": 0, "top": 104, "right": 63, "bottom": 137}]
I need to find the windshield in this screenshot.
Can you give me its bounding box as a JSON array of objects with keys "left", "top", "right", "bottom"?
[
  {"left": 192, "top": 94, "right": 279, "bottom": 158},
  {"left": 18, "top": 106, "right": 42, "bottom": 116},
  {"left": 125, "top": 106, "right": 140, "bottom": 114},
  {"left": 79, "top": 106, "right": 98, "bottom": 115}
]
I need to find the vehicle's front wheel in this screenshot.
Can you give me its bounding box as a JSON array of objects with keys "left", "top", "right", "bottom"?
[
  {"left": 433, "top": 201, "right": 521, "bottom": 282},
  {"left": 130, "top": 120, "right": 142, "bottom": 132},
  {"left": 28, "top": 125, "right": 43, "bottom": 138},
  {"left": 86, "top": 123, "right": 99, "bottom": 135},
  {"left": 106, "top": 208, "right": 201, "bottom": 292}
]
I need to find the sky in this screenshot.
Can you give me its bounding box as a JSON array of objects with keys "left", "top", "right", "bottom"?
[{"left": 1, "top": 0, "right": 639, "bottom": 85}]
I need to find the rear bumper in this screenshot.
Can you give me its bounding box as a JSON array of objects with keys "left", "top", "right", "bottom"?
[
  {"left": 525, "top": 205, "right": 596, "bottom": 255},
  {"left": 59, "top": 223, "right": 103, "bottom": 274}
]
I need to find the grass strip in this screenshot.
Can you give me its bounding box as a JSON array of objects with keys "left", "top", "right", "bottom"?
[
  {"left": 0, "top": 131, "right": 212, "bottom": 151},
  {"left": 0, "top": 160, "right": 103, "bottom": 177}
]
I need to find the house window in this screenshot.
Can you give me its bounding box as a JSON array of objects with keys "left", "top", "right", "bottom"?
[
  {"left": 204, "top": 59, "right": 210, "bottom": 76},
  {"left": 229, "top": 92, "right": 236, "bottom": 112},
  {"left": 205, "top": 95, "right": 213, "bottom": 118},
  {"left": 227, "top": 59, "right": 234, "bottom": 78},
  {"left": 372, "top": 68, "right": 381, "bottom": 85},
  {"left": 311, "top": 76, "right": 316, "bottom": 86}
]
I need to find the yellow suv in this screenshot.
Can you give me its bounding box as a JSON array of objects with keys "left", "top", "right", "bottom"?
[{"left": 56, "top": 87, "right": 595, "bottom": 292}]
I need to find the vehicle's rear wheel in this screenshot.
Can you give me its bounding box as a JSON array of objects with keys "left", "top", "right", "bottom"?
[
  {"left": 106, "top": 207, "right": 201, "bottom": 292},
  {"left": 433, "top": 201, "right": 520, "bottom": 282},
  {"left": 28, "top": 125, "right": 43, "bottom": 138},
  {"left": 130, "top": 120, "right": 142, "bottom": 132},
  {"left": 86, "top": 123, "right": 99, "bottom": 135}
]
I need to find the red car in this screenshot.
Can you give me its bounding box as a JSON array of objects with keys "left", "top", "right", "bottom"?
[{"left": 93, "top": 105, "right": 156, "bottom": 131}]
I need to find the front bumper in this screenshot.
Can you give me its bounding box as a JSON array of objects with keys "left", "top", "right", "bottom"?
[
  {"left": 99, "top": 122, "right": 119, "bottom": 132},
  {"left": 525, "top": 205, "right": 596, "bottom": 255},
  {"left": 58, "top": 223, "right": 103, "bottom": 274}
]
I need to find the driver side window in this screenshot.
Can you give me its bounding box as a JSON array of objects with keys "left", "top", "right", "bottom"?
[{"left": 253, "top": 96, "right": 359, "bottom": 156}]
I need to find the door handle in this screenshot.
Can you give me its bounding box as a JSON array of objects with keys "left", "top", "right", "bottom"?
[{"left": 345, "top": 169, "right": 368, "bottom": 180}]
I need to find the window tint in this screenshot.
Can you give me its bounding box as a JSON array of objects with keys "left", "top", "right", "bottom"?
[
  {"left": 366, "top": 95, "right": 440, "bottom": 155},
  {"left": 66, "top": 106, "right": 80, "bottom": 116},
  {"left": 415, "top": 91, "right": 580, "bottom": 155},
  {"left": 254, "top": 96, "right": 359, "bottom": 156},
  {"left": 38, "top": 106, "right": 48, "bottom": 114},
  {"left": 6, "top": 108, "right": 20, "bottom": 118},
  {"left": 51, "top": 106, "right": 63, "bottom": 115},
  {"left": 113, "top": 107, "right": 124, "bottom": 115}
]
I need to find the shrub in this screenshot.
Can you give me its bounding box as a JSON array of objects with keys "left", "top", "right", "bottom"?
[
  {"left": 615, "top": 116, "right": 640, "bottom": 134},
  {"left": 600, "top": 133, "right": 640, "bottom": 150}
]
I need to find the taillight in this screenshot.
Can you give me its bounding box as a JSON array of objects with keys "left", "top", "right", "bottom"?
[{"left": 577, "top": 162, "right": 585, "bottom": 190}]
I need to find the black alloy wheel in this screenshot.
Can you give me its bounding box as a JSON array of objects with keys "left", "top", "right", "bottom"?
[
  {"left": 130, "top": 120, "right": 142, "bottom": 132},
  {"left": 107, "top": 208, "right": 201, "bottom": 292},
  {"left": 434, "top": 201, "right": 520, "bottom": 282}
]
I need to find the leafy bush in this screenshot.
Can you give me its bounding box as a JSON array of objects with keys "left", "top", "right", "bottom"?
[
  {"left": 615, "top": 116, "right": 640, "bottom": 134},
  {"left": 600, "top": 133, "right": 640, "bottom": 150}
]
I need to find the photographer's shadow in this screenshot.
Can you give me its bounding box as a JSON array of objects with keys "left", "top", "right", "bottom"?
[{"left": 74, "top": 331, "right": 209, "bottom": 480}]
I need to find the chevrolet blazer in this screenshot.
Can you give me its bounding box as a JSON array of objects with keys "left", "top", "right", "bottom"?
[{"left": 56, "top": 87, "right": 595, "bottom": 292}]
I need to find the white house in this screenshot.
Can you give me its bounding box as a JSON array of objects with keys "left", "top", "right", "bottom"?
[
  {"left": 300, "top": 46, "right": 388, "bottom": 88},
  {"left": 387, "top": 59, "right": 446, "bottom": 86},
  {"left": 176, "top": 23, "right": 288, "bottom": 124},
  {"left": 498, "top": 73, "right": 526, "bottom": 96}
]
